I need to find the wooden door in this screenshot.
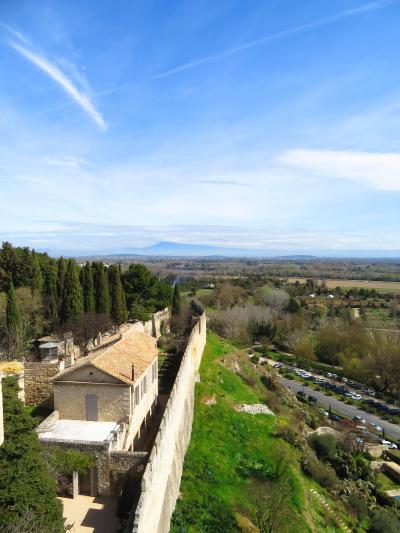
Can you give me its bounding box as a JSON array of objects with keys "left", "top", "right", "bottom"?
[{"left": 85, "top": 394, "right": 98, "bottom": 421}]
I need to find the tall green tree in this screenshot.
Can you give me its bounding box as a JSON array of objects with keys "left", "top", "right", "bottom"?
[
  {"left": 0, "top": 377, "right": 64, "bottom": 532},
  {"left": 109, "top": 265, "right": 128, "bottom": 325},
  {"left": 122, "top": 263, "right": 172, "bottom": 318},
  {"left": 59, "top": 259, "right": 83, "bottom": 324},
  {"left": 172, "top": 284, "right": 181, "bottom": 316},
  {"left": 92, "top": 262, "right": 110, "bottom": 315},
  {"left": 0, "top": 242, "right": 17, "bottom": 290},
  {"left": 6, "top": 281, "right": 20, "bottom": 333},
  {"left": 30, "top": 250, "right": 43, "bottom": 294},
  {"left": 42, "top": 258, "right": 59, "bottom": 326},
  {"left": 82, "top": 262, "right": 95, "bottom": 314},
  {"left": 56, "top": 256, "right": 67, "bottom": 303}
]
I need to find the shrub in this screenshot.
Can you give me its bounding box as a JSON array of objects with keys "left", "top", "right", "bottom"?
[
  {"left": 275, "top": 424, "right": 303, "bottom": 449},
  {"left": 347, "top": 492, "right": 368, "bottom": 519},
  {"left": 309, "top": 434, "right": 338, "bottom": 461},
  {"left": 301, "top": 451, "right": 337, "bottom": 490},
  {"left": 369, "top": 507, "right": 400, "bottom": 533}
]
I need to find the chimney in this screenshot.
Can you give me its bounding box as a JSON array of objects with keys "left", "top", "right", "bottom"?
[{"left": 131, "top": 365, "right": 135, "bottom": 382}]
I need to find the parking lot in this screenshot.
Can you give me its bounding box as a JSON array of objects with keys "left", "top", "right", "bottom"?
[{"left": 268, "top": 360, "right": 400, "bottom": 442}]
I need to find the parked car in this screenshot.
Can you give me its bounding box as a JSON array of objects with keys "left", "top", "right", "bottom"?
[
  {"left": 367, "top": 389, "right": 376, "bottom": 396},
  {"left": 273, "top": 363, "right": 283, "bottom": 368},
  {"left": 363, "top": 399, "right": 377, "bottom": 406},
  {"left": 354, "top": 415, "right": 366, "bottom": 424},
  {"left": 376, "top": 404, "right": 391, "bottom": 412},
  {"left": 327, "top": 372, "right": 333, "bottom": 378},
  {"left": 351, "top": 394, "right": 362, "bottom": 401},
  {"left": 308, "top": 395, "right": 318, "bottom": 403},
  {"left": 389, "top": 408, "right": 400, "bottom": 416},
  {"left": 341, "top": 377, "right": 348, "bottom": 383},
  {"left": 329, "top": 413, "right": 342, "bottom": 422},
  {"left": 296, "top": 391, "right": 307, "bottom": 399},
  {"left": 372, "top": 423, "right": 383, "bottom": 432},
  {"left": 381, "top": 439, "right": 398, "bottom": 449}
]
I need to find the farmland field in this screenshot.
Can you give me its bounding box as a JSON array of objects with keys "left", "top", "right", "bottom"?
[{"left": 287, "top": 277, "right": 400, "bottom": 293}]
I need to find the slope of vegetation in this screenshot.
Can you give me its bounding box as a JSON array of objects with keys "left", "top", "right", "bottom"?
[{"left": 171, "top": 333, "right": 350, "bottom": 532}]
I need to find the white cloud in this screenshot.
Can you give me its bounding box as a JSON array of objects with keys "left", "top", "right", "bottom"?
[
  {"left": 277, "top": 149, "right": 400, "bottom": 191},
  {"left": 10, "top": 41, "right": 106, "bottom": 130}
]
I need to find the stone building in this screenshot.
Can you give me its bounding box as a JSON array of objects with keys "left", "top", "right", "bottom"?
[{"left": 36, "top": 325, "right": 159, "bottom": 496}]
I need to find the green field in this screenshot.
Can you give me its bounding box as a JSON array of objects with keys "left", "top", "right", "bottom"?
[
  {"left": 287, "top": 277, "right": 400, "bottom": 293},
  {"left": 171, "top": 333, "right": 351, "bottom": 532}
]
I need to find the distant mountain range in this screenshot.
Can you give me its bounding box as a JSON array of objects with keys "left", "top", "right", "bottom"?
[{"left": 62, "top": 241, "right": 400, "bottom": 260}]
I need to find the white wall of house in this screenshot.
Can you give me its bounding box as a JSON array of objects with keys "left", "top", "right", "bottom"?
[{"left": 125, "top": 360, "right": 158, "bottom": 450}]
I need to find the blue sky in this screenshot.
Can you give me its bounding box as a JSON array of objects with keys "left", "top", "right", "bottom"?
[{"left": 1, "top": 0, "right": 400, "bottom": 254}]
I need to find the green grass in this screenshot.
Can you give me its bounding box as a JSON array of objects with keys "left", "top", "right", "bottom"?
[
  {"left": 171, "top": 332, "right": 348, "bottom": 532},
  {"left": 377, "top": 472, "right": 400, "bottom": 492}
]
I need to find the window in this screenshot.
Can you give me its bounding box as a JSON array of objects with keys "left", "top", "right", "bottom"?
[
  {"left": 134, "top": 386, "right": 139, "bottom": 405},
  {"left": 152, "top": 360, "right": 158, "bottom": 382},
  {"left": 143, "top": 375, "right": 148, "bottom": 394}
]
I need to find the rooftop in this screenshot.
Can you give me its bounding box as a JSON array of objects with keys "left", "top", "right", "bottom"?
[
  {"left": 53, "top": 325, "right": 158, "bottom": 384},
  {"left": 38, "top": 420, "right": 119, "bottom": 444}
]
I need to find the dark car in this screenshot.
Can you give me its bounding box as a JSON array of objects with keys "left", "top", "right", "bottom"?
[
  {"left": 296, "top": 391, "right": 307, "bottom": 398},
  {"left": 329, "top": 413, "right": 342, "bottom": 422},
  {"left": 363, "top": 399, "right": 377, "bottom": 406},
  {"left": 308, "top": 395, "right": 318, "bottom": 403},
  {"left": 376, "top": 404, "right": 391, "bottom": 412},
  {"left": 389, "top": 408, "right": 400, "bottom": 416}
]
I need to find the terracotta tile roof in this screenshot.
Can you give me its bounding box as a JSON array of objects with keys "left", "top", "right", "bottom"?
[{"left": 53, "top": 326, "right": 158, "bottom": 384}]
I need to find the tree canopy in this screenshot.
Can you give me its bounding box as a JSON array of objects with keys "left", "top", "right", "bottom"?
[{"left": 0, "top": 377, "right": 64, "bottom": 532}]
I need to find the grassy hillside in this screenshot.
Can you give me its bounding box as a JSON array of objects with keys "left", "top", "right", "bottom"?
[{"left": 171, "top": 332, "right": 351, "bottom": 533}]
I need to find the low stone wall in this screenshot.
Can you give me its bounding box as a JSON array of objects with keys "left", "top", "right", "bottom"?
[
  {"left": 127, "top": 312, "right": 206, "bottom": 533},
  {"left": 24, "top": 360, "right": 64, "bottom": 406},
  {"left": 99, "top": 451, "right": 149, "bottom": 496}
]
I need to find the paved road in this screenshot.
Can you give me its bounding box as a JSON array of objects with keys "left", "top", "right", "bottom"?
[{"left": 279, "top": 376, "right": 400, "bottom": 441}]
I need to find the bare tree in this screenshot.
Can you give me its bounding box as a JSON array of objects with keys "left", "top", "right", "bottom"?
[
  {"left": 253, "top": 478, "right": 292, "bottom": 533},
  {"left": 57, "top": 313, "right": 113, "bottom": 356}
]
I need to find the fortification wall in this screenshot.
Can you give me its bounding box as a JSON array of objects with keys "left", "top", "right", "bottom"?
[
  {"left": 142, "top": 308, "right": 170, "bottom": 339},
  {"left": 128, "top": 312, "right": 206, "bottom": 533}
]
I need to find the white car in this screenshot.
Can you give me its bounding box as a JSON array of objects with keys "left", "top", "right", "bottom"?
[
  {"left": 381, "top": 439, "right": 398, "bottom": 449},
  {"left": 372, "top": 423, "right": 383, "bottom": 432},
  {"left": 351, "top": 394, "right": 362, "bottom": 401}
]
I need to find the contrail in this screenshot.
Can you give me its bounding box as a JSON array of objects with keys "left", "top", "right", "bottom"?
[{"left": 150, "top": 0, "right": 398, "bottom": 80}]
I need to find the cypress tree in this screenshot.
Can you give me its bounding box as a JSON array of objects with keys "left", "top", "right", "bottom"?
[
  {"left": 56, "top": 257, "right": 67, "bottom": 303},
  {"left": 93, "top": 262, "right": 110, "bottom": 315},
  {"left": 42, "top": 259, "right": 58, "bottom": 325},
  {"left": 110, "top": 265, "right": 128, "bottom": 325},
  {"left": 60, "top": 259, "right": 83, "bottom": 324},
  {"left": 83, "top": 262, "right": 95, "bottom": 313},
  {"left": 172, "top": 284, "right": 181, "bottom": 316},
  {"left": 30, "top": 250, "right": 43, "bottom": 293},
  {"left": 6, "top": 281, "right": 20, "bottom": 333}
]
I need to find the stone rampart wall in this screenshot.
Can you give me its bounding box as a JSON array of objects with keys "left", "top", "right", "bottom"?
[{"left": 127, "top": 312, "right": 206, "bottom": 533}]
